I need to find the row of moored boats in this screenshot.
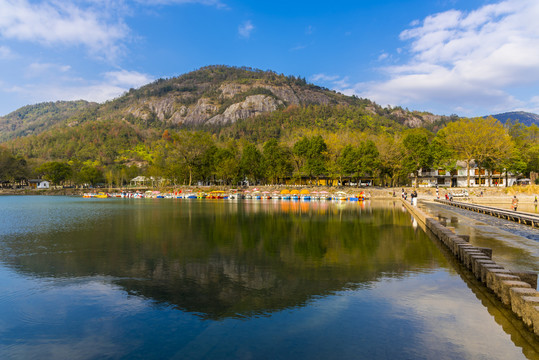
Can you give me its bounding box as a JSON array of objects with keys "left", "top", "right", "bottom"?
[{"left": 83, "top": 190, "right": 369, "bottom": 201}]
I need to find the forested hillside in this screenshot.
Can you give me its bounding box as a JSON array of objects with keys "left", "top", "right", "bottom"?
[
  {"left": 0, "top": 65, "right": 537, "bottom": 188},
  {"left": 0, "top": 100, "right": 96, "bottom": 142}
]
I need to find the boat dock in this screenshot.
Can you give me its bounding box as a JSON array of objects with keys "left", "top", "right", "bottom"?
[{"left": 434, "top": 199, "right": 539, "bottom": 228}]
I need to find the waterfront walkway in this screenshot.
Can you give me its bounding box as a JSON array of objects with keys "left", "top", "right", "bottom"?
[{"left": 434, "top": 199, "right": 539, "bottom": 228}]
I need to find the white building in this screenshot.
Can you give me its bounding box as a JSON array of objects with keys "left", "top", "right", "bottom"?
[
  {"left": 413, "top": 162, "right": 518, "bottom": 187},
  {"left": 130, "top": 176, "right": 169, "bottom": 187},
  {"left": 29, "top": 179, "right": 50, "bottom": 189}
]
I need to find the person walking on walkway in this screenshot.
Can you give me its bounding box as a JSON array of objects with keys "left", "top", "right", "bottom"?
[
  {"left": 411, "top": 190, "right": 417, "bottom": 205},
  {"left": 511, "top": 195, "right": 519, "bottom": 211}
]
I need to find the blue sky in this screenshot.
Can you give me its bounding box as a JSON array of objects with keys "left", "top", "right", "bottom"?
[{"left": 1, "top": 0, "right": 539, "bottom": 117}]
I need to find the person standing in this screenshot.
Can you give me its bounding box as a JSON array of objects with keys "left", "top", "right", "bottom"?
[
  {"left": 534, "top": 196, "right": 537, "bottom": 213},
  {"left": 511, "top": 195, "right": 519, "bottom": 211}
]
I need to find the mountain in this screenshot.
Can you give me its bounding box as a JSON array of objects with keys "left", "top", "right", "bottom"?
[
  {"left": 489, "top": 111, "right": 539, "bottom": 127},
  {"left": 0, "top": 65, "right": 458, "bottom": 163},
  {"left": 0, "top": 100, "right": 97, "bottom": 142},
  {"left": 1, "top": 66, "right": 451, "bottom": 138},
  {"left": 101, "top": 65, "right": 436, "bottom": 129}
]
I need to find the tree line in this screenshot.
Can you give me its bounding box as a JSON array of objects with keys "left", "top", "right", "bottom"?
[{"left": 1, "top": 116, "right": 537, "bottom": 189}]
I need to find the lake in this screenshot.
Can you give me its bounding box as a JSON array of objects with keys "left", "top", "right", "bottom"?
[{"left": 0, "top": 196, "right": 538, "bottom": 359}]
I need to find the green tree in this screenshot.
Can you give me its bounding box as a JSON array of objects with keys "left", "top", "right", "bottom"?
[
  {"left": 307, "top": 135, "right": 328, "bottom": 185},
  {"left": 240, "top": 142, "right": 264, "bottom": 184},
  {"left": 441, "top": 117, "right": 513, "bottom": 187},
  {"left": 0, "top": 147, "right": 28, "bottom": 186},
  {"left": 508, "top": 121, "right": 539, "bottom": 176},
  {"left": 292, "top": 136, "right": 310, "bottom": 180},
  {"left": 377, "top": 134, "right": 405, "bottom": 187},
  {"left": 172, "top": 131, "right": 214, "bottom": 186},
  {"left": 293, "top": 135, "right": 328, "bottom": 185},
  {"left": 338, "top": 144, "right": 356, "bottom": 184},
  {"left": 34, "top": 161, "right": 72, "bottom": 186},
  {"left": 402, "top": 129, "right": 432, "bottom": 188},
  {"left": 357, "top": 139, "right": 380, "bottom": 186},
  {"left": 338, "top": 141, "right": 380, "bottom": 187},
  {"left": 214, "top": 144, "right": 241, "bottom": 185},
  {"left": 263, "top": 139, "right": 292, "bottom": 185},
  {"left": 77, "top": 166, "right": 104, "bottom": 186}
]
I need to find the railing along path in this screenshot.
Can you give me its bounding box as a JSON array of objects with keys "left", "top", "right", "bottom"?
[{"left": 434, "top": 199, "right": 539, "bottom": 228}]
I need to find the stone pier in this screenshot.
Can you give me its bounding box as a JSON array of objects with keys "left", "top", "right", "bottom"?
[{"left": 402, "top": 199, "right": 539, "bottom": 337}]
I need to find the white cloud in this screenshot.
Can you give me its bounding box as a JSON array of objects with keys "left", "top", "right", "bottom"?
[
  {"left": 311, "top": 73, "right": 350, "bottom": 90},
  {"left": 527, "top": 96, "right": 539, "bottom": 114},
  {"left": 311, "top": 73, "right": 341, "bottom": 82},
  {"left": 378, "top": 52, "right": 389, "bottom": 61},
  {"left": 26, "top": 62, "right": 71, "bottom": 77},
  {"left": 238, "top": 20, "right": 254, "bottom": 39},
  {"left": 135, "top": 0, "right": 225, "bottom": 6},
  {"left": 0, "top": 0, "right": 128, "bottom": 60},
  {"left": 0, "top": 45, "right": 13, "bottom": 59},
  {"left": 104, "top": 69, "right": 153, "bottom": 87},
  {"left": 56, "top": 69, "right": 153, "bottom": 102},
  {"left": 0, "top": 0, "right": 227, "bottom": 62},
  {"left": 52, "top": 83, "right": 132, "bottom": 103},
  {"left": 4, "top": 68, "right": 154, "bottom": 106},
  {"left": 355, "top": 0, "right": 539, "bottom": 115}
]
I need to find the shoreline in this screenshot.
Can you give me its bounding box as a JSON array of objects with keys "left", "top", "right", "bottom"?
[{"left": 2, "top": 185, "right": 537, "bottom": 209}]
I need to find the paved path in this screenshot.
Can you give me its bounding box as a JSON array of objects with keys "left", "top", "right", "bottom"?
[{"left": 434, "top": 199, "right": 539, "bottom": 228}]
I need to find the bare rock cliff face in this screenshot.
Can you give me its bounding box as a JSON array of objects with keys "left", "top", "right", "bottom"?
[
  {"left": 208, "top": 95, "right": 283, "bottom": 125},
  {"left": 403, "top": 114, "right": 442, "bottom": 128},
  {"left": 219, "top": 83, "right": 252, "bottom": 98},
  {"left": 390, "top": 109, "right": 442, "bottom": 128},
  {"left": 182, "top": 98, "right": 218, "bottom": 124},
  {"left": 261, "top": 85, "right": 300, "bottom": 105},
  {"left": 124, "top": 81, "right": 339, "bottom": 126}
]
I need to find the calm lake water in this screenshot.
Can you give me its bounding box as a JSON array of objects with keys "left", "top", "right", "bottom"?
[{"left": 1, "top": 196, "right": 538, "bottom": 359}]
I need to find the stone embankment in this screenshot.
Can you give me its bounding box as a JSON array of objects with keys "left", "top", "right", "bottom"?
[{"left": 402, "top": 199, "right": 539, "bottom": 337}]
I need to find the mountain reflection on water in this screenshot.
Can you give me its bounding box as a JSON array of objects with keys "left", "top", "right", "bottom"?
[{"left": 1, "top": 197, "right": 444, "bottom": 319}]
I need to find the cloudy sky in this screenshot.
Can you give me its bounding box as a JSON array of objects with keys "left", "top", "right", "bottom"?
[{"left": 0, "top": 0, "right": 538, "bottom": 117}]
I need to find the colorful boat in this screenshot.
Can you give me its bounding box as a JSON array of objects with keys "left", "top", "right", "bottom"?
[
  {"left": 229, "top": 189, "right": 243, "bottom": 200},
  {"left": 196, "top": 192, "right": 206, "bottom": 199},
  {"left": 208, "top": 191, "right": 226, "bottom": 199},
  {"left": 280, "top": 189, "right": 291, "bottom": 200},
  {"left": 334, "top": 191, "right": 348, "bottom": 201},
  {"left": 319, "top": 191, "right": 331, "bottom": 201}
]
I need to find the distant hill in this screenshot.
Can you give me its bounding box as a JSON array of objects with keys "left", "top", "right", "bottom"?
[
  {"left": 99, "top": 65, "right": 447, "bottom": 130},
  {"left": 0, "top": 100, "right": 97, "bottom": 142},
  {"left": 489, "top": 111, "right": 539, "bottom": 127},
  {"left": 0, "top": 65, "right": 458, "bottom": 162}
]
